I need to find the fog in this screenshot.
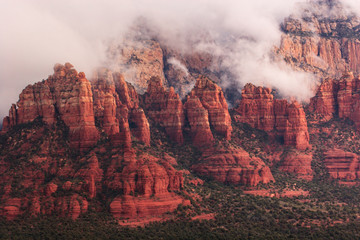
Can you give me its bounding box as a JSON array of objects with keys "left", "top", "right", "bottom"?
[{"left": 0, "top": 0, "right": 356, "bottom": 121}]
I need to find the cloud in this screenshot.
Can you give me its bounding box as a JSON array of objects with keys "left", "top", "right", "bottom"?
[
  {"left": 167, "top": 58, "right": 189, "bottom": 76},
  {"left": 0, "top": 0, "right": 342, "bottom": 121}
]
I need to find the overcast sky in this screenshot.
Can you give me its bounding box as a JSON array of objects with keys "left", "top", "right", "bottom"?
[{"left": 0, "top": 0, "right": 359, "bottom": 122}]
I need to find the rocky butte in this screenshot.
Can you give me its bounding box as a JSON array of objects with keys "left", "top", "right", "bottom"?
[
  {"left": 234, "top": 83, "right": 311, "bottom": 151},
  {"left": 0, "top": 63, "right": 189, "bottom": 222},
  {"left": 310, "top": 71, "right": 360, "bottom": 130}
]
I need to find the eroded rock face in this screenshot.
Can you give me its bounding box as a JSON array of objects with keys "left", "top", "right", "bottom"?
[
  {"left": 235, "top": 84, "right": 275, "bottom": 131},
  {"left": 279, "top": 152, "right": 313, "bottom": 180},
  {"left": 278, "top": 0, "right": 360, "bottom": 78},
  {"left": 310, "top": 72, "right": 360, "bottom": 130},
  {"left": 189, "top": 76, "right": 232, "bottom": 140},
  {"left": 192, "top": 148, "right": 274, "bottom": 186},
  {"left": 92, "top": 68, "right": 120, "bottom": 136},
  {"left": 92, "top": 68, "right": 150, "bottom": 146},
  {"left": 324, "top": 149, "right": 360, "bottom": 180},
  {"left": 285, "top": 102, "right": 311, "bottom": 151},
  {"left": 308, "top": 78, "right": 338, "bottom": 121},
  {"left": 106, "top": 152, "right": 187, "bottom": 219},
  {"left": 235, "top": 83, "right": 310, "bottom": 150},
  {"left": 144, "top": 76, "right": 185, "bottom": 144},
  {"left": 110, "top": 193, "right": 189, "bottom": 220},
  {"left": 184, "top": 93, "right": 214, "bottom": 147},
  {"left": 2, "top": 63, "right": 99, "bottom": 151},
  {"left": 0, "top": 121, "right": 187, "bottom": 221},
  {"left": 108, "top": 39, "right": 166, "bottom": 92}
]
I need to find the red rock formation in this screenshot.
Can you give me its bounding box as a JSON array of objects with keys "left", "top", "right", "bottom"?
[
  {"left": 75, "top": 154, "right": 103, "bottom": 199},
  {"left": 235, "top": 83, "right": 310, "bottom": 150},
  {"left": 92, "top": 69, "right": 150, "bottom": 145},
  {"left": 278, "top": 1, "right": 360, "bottom": 78},
  {"left": 105, "top": 152, "right": 187, "bottom": 220},
  {"left": 1, "top": 104, "right": 17, "bottom": 132},
  {"left": 192, "top": 148, "right": 274, "bottom": 186},
  {"left": 189, "top": 76, "right": 232, "bottom": 140},
  {"left": 144, "top": 76, "right": 185, "bottom": 144},
  {"left": 111, "top": 118, "right": 132, "bottom": 149},
  {"left": 92, "top": 68, "right": 120, "bottom": 136},
  {"left": 324, "top": 149, "right": 360, "bottom": 180},
  {"left": 2, "top": 63, "right": 100, "bottom": 151},
  {"left": 308, "top": 78, "right": 338, "bottom": 121},
  {"left": 279, "top": 152, "right": 313, "bottom": 180},
  {"left": 235, "top": 84, "right": 275, "bottom": 131},
  {"left": 128, "top": 109, "right": 151, "bottom": 145},
  {"left": 2, "top": 198, "right": 22, "bottom": 220},
  {"left": 337, "top": 72, "right": 354, "bottom": 119},
  {"left": 105, "top": 152, "right": 183, "bottom": 197},
  {"left": 45, "top": 183, "right": 58, "bottom": 196},
  {"left": 108, "top": 39, "right": 167, "bottom": 91},
  {"left": 310, "top": 72, "right": 360, "bottom": 130},
  {"left": 284, "top": 102, "right": 311, "bottom": 151},
  {"left": 110, "top": 193, "right": 188, "bottom": 220},
  {"left": 113, "top": 73, "right": 139, "bottom": 109},
  {"left": 50, "top": 64, "right": 99, "bottom": 151},
  {"left": 184, "top": 93, "right": 214, "bottom": 147}
]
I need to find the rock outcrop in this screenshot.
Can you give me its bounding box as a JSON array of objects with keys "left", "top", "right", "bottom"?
[
  {"left": 2, "top": 63, "right": 99, "bottom": 151},
  {"left": 0, "top": 123, "right": 187, "bottom": 221},
  {"left": 144, "top": 76, "right": 185, "bottom": 144},
  {"left": 278, "top": 0, "right": 360, "bottom": 78},
  {"left": 192, "top": 148, "right": 274, "bottom": 186},
  {"left": 92, "top": 68, "right": 150, "bottom": 146},
  {"left": 105, "top": 152, "right": 188, "bottom": 219},
  {"left": 184, "top": 93, "right": 214, "bottom": 147},
  {"left": 108, "top": 39, "right": 166, "bottom": 92},
  {"left": 324, "top": 149, "right": 360, "bottom": 180},
  {"left": 308, "top": 78, "right": 338, "bottom": 121},
  {"left": 235, "top": 83, "right": 310, "bottom": 150},
  {"left": 279, "top": 152, "right": 313, "bottom": 180},
  {"left": 188, "top": 76, "right": 232, "bottom": 140},
  {"left": 310, "top": 72, "right": 360, "bottom": 130}
]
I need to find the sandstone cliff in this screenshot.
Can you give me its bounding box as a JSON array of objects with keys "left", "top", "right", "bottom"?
[
  {"left": 278, "top": 0, "right": 360, "bottom": 78},
  {"left": 192, "top": 148, "right": 274, "bottom": 186},
  {"left": 235, "top": 83, "right": 310, "bottom": 150},
  {"left": 144, "top": 76, "right": 185, "bottom": 144},
  {"left": 2, "top": 63, "right": 99, "bottom": 151},
  {"left": 187, "top": 76, "right": 232, "bottom": 140},
  {"left": 324, "top": 149, "right": 360, "bottom": 180},
  {"left": 92, "top": 68, "right": 150, "bottom": 146},
  {"left": 310, "top": 72, "right": 360, "bottom": 130}
]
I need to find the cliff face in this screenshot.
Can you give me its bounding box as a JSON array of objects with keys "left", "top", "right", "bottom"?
[
  {"left": 310, "top": 72, "right": 360, "bottom": 130},
  {"left": 2, "top": 63, "right": 99, "bottom": 151},
  {"left": 144, "top": 76, "right": 185, "bottom": 144},
  {"left": 92, "top": 68, "right": 150, "bottom": 146},
  {"left": 324, "top": 149, "right": 360, "bottom": 180},
  {"left": 235, "top": 83, "right": 310, "bottom": 150},
  {"left": 192, "top": 148, "right": 274, "bottom": 186},
  {"left": 184, "top": 93, "right": 214, "bottom": 147},
  {"left": 279, "top": 151, "right": 314, "bottom": 180},
  {"left": 188, "top": 76, "right": 232, "bottom": 140},
  {"left": 108, "top": 39, "right": 167, "bottom": 92},
  {"left": 0, "top": 64, "right": 188, "bottom": 222},
  {"left": 107, "top": 152, "right": 188, "bottom": 219},
  {"left": 278, "top": 0, "right": 360, "bottom": 78}
]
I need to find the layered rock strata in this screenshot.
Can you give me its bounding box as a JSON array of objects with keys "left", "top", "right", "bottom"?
[
  {"left": 235, "top": 83, "right": 310, "bottom": 150},
  {"left": 192, "top": 148, "right": 274, "bottom": 186}
]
